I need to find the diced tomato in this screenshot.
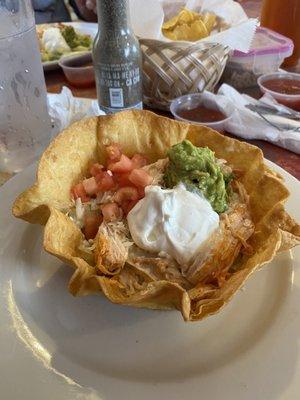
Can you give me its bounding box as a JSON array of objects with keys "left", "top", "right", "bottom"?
[
  {"left": 94, "top": 171, "right": 105, "bottom": 183},
  {"left": 97, "top": 171, "right": 116, "bottom": 191},
  {"left": 121, "top": 200, "right": 139, "bottom": 215},
  {"left": 108, "top": 154, "right": 133, "bottom": 173},
  {"left": 71, "top": 182, "right": 90, "bottom": 203},
  {"left": 114, "top": 172, "right": 132, "bottom": 188},
  {"left": 82, "top": 177, "right": 98, "bottom": 196},
  {"left": 83, "top": 212, "right": 103, "bottom": 240},
  {"left": 90, "top": 163, "right": 104, "bottom": 177},
  {"left": 114, "top": 186, "right": 139, "bottom": 204},
  {"left": 101, "top": 202, "right": 123, "bottom": 222},
  {"left": 106, "top": 143, "right": 122, "bottom": 162},
  {"left": 137, "top": 187, "right": 145, "bottom": 199},
  {"left": 131, "top": 153, "right": 148, "bottom": 168},
  {"left": 129, "top": 168, "right": 153, "bottom": 188}
]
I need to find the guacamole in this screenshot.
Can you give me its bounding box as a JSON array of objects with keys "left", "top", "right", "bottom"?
[
  {"left": 61, "top": 26, "right": 92, "bottom": 51},
  {"left": 41, "top": 26, "right": 92, "bottom": 62},
  {"left": 164, "top": 140, "right": 232, "bottom": 213}
]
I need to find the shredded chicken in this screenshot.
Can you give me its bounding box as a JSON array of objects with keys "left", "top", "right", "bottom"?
[
  {"left": 127, "top": 246, "right": 193, "bottom": 290},
  {"left": 216, "top": 157, "right": 233, "bottom": 176},
  {"left": 183, "top": 183, "right": 255, "bottom": 286},
  {"left": 77, "top": 239, "right": 96, "bottom": 265},
  {"left": 79, "top": 239, "right": 96, "bottom": 252},
  {"left": 95, "top": 220, "right": 133, "bottom": 276},
  {"left": 142, "top": 158, "right": 168, "bottom": 186},
  {"left": 118, "top": 267, "right": 149, "bottom": 296},
  {"left": 96, "top": 191, "right": 114, "bottom": 204}
]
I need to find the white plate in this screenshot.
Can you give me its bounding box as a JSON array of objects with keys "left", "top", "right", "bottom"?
[
  {"left": 41, "top": 22, "right": 98, "bottom": 71},
  {"left": 0, "top": 160, "right": 299, "bottom": 400}
]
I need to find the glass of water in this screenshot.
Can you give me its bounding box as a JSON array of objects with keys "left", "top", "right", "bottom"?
[{"left": 0, "top": 0, "right": 52, "bottom": 173}]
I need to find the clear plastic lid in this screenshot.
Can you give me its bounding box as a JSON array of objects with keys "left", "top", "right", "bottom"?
[{"left": 232, "top": 27, "right": 294, "bottom": 59}]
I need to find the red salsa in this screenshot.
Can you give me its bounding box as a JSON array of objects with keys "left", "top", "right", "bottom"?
[
  {"left": 263, "top": 78, "right": 300, "bottom": 95},
  {"left": 262, "top": 78, "right": 300, "bottom": 110},
  {"left": 177, "top": 105, "right": 226, "bottom": 123},
  {"left": 67, "top": 60, "right": 93, "bottom": 68},
  {"left": 80, "top": 61, "right": 93, "bottom": 68}
]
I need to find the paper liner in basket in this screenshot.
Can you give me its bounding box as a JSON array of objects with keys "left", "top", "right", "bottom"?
[
  {"left": 13, "top": 111, "right": 300, "bottom": 322},
  {"left": 130, "top": 0, "right": 258, "bottom": 52},
  {"left": 130, "top": 0, "right": 257, "bottom": 109}
]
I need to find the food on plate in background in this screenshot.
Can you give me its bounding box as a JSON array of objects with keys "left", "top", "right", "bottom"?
[
  {"left": 12, "top": 111, "right": 300, "bottom": 322},
  {"left": 36, "top": 23, "right": 92, "bottom": 62},
  {"left": 162, "top": 8, "right": 216, "bottom": 41}
]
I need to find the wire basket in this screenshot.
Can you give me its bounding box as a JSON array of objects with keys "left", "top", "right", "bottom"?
[{"left": 139, "top": 39, "right": 231, "bottom": 110}]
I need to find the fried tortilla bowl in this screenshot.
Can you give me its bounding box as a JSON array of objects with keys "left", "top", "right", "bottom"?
[{"left": 12, "top": 110, "right": 300, "bottom": 321}]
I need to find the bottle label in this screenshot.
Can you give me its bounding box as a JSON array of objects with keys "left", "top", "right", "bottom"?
[
  {"left": 95, "top": 61, "right": 142, "bottom": 110},
  {"left": 100, "top": 101, "right": 143, "bottom": 114},
  {"left": 109, "top": 88, "right": 124, "bottom": 108}
]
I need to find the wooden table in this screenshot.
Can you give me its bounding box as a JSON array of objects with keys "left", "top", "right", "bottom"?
[{"left": 46, "top": 70, "right": 300, "bottom": 180}]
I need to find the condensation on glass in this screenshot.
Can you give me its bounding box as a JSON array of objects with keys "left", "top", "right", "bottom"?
[{"left": 0, "top": 0, "right": 51, "bottom": 173}]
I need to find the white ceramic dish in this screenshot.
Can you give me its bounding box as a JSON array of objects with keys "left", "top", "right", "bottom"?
[
  {"left": 0, "top": 160, "right": 299, "bottom": 400},
  {"left": 41, "top": 22, "right": 98, "bottom": 71}
]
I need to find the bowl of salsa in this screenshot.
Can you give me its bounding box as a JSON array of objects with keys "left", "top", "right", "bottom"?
[
  {"left": 170, "top": 93, "right": 233, "bottom": 132},
  {"left": 59, "top": 52, "right": 95, "bottom": 88},
  {"left": 258, "top": 72, "right": 300, "bottom": 111}
]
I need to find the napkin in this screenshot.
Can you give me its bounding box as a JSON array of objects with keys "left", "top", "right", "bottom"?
[
  {"left": 47, "top": 87, "right": 105, "bottom": 135},
  {"left": 216, "top": 84, "right": 300, "bottom": 154},
  {"left": 130, "top": 0, "right": 258, "bottom": 52}
]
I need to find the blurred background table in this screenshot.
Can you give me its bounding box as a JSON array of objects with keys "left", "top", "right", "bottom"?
[
  {"left": 44, "top": 0, "right": 299, "bottom": 180},
  {"left": 1, "top": 0, "right": 299, "bottom": 186},
  {"left": 45, "top": 65, "right": 300, "bottom": 181}
]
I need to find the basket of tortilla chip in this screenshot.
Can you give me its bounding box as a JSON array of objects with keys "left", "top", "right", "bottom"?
[
  {"left": 140, "top": 7, "right": 230, "bottom": 110},
  {"left": 13, "top": 111, "right": 300, "bottom": 321}
]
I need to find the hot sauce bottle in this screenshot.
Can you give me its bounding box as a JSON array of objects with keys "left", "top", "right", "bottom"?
[{"left": 93, "top": 0, "right": 143, "bottom": 114}]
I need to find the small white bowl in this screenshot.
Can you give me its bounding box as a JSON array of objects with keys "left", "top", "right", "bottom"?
[{"left": 170, "top": 93, "right": 233, "bottom": 132}]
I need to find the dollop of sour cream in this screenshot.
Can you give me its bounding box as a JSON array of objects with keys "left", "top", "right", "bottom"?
[
  {"left": 127, "top": 184, "right": 219, "bottom": 265},
  {"left": 42, "top": 27, "right": 71, "bottom": 54}
]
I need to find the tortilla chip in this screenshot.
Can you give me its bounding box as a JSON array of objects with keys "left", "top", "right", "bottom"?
[
  {"left": 202, "top": 13, "right": 216, "bottom": 33},
  {"left": 162, "top": 8, "right": 216, "bottom": 42},
  {"left": 12, "top": 110, "right": 300, "bottom": 321}
]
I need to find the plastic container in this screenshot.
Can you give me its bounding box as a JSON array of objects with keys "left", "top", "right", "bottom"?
[
  {"left": 59, "top": 53, "right": 95, "bottom": 88},
  {"left": 170, "top": 93, "right": 234, "bottom": 132},
  {"left": 222, "top": 27, "right": 294, "bottom": 90},
  {"left": 258, "top": 72, "right": 300, "bottom": 111}
]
